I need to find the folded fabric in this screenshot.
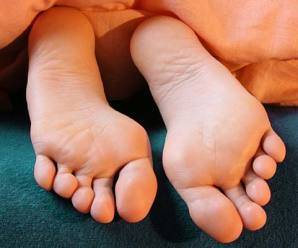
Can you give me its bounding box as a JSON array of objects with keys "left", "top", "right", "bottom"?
[
  {"left": 0, "top": 0, "right": 134, "bottom": 49},
  {"left": 140, "top": 0, "right": 298, "bottom": 106},
  {"left": 1, "top": 0, "right": 298, "bottom": 106}
]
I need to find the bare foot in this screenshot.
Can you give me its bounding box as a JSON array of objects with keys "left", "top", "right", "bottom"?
[
  {"left": 27, "top": 7, "right": 157, "bottom": 223},
  {"left": 131, "top": 16, "right": 286, "bottom": 242}
]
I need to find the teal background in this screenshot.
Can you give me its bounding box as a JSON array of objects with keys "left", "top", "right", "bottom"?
[{"left": 0, "top": 91, "right": 297, "bottom": 247}]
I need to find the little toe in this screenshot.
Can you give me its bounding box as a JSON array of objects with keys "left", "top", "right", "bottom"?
[
  {"left": 179, "top": 185, "right": 243, "bottom": 243},
  {"left": 53, "top": 165, "right": 78, "bottom": 198},
  {"left": 263, "top": 129, "right": 286, "bottom": 162},
  {"left": 253, "top": 153, "right": 277, "bottom": 180},
  {"left": 115, "top": 158, "right": 157, "bottom": 223},
  {"left": 91, "top": 178, "right": 115, "bottom": 223},
  {"left": 225, "top": 184, "right": 267, "bottom": 231},
  {"left": 72, "top": 175, "right": 94, "bottom": 213},
  {"left": 243, "top": 169, "right": 271, "bottom": 206},
  {"left": 34, "top": 155, "right": 56, "bottom": 191}
]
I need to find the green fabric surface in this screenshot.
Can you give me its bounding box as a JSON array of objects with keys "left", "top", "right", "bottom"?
[{"left": 0, "top": 92, "right": 297, "bottom": 248}]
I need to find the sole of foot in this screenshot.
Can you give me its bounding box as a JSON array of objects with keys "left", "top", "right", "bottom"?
[{"left": 131, "top": 16, "right": 286, "bottom": 243}]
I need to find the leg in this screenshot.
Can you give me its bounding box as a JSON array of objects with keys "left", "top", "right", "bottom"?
[
  {"left": 131, "top": 16, "right": 286, "bottom": 242},
  {"left": 27, "top": 7, "right": 157, "bottom": 223}
]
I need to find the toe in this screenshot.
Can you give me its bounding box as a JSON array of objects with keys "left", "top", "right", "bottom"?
[
  {"left": 263, "top": 129, "right": 286, "bottom": 162},
  {"left": 53, "top": 165, "right": 78, "bottom": 198},
  {"left": 243, "top": 169, "right": 271, "bottom": 206},
  {"left": 72, "top": 175, "right": 94, "bottom": 214},
  {"left": 91, "top": 178, "right": 115, "bottom": 223},
  {"left": 34, "top": 155, "right": 56, "bottom": 191},
  {"left": 115, "top": 158, "right": 157, "bottom": 223},
  {"left": 180, "top": 186, "right": 243, "bottom": 243},
  {"left": 225, "top": 184, "right": 267, "bottom": 231},
  {"left": 253, "top": 153, "right": 277, "bottom": 180}
]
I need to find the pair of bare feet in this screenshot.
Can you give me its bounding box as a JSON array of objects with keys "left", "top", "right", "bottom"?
[{"left": 28, "top": 8, "right": 285, "bottom": 243}]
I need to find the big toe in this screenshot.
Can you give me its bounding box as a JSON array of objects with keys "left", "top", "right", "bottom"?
[
  {"left": 263, "top": 129, "right": 286, "bottom": 162},
  {"left": 225, "top": 184, "right": 267, "bottom": 231},
  {"left": 115, "top": 158, "right": 157, "bottom": 223},
  {"left": 34, "top": 155, "right": 56, "bottom": 191},
  {"left": 180, "top": 186, "right": 243, "bottom": 243}
]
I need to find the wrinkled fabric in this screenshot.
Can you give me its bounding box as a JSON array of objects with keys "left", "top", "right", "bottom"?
[
  {"left": 0, "top": 0, "right": 138, "bottom": 109},
  {"left": 1, "top": 0, "right": 298, "bottom": 106},
  {"left": 0, "top": 0, "right": 135, "bottom": 49},
  {"left": 140, "top": 0, "right": 298, "bottom": 105}
]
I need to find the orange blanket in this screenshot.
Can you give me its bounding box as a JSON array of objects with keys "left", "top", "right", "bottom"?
[
  {"left": 1, "top": 0, "right": 298, "bottom": 106},
  {"left": 140, "top": 0, "right": 298, "bottom": 106}
]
